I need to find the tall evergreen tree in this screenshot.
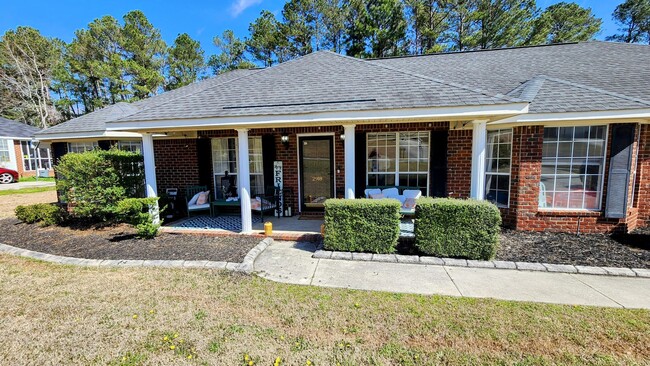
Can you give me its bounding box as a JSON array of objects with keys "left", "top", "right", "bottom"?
[
  {"left": 473, "top": 0, "right": 537, "bottom": 49},
  {"left": 120, "top": 10, "right": 167, "bottom": 100},
  {"left": 607, "top": 0, "right": 650, "bottom": 44},
  {"left": 281, "top": 0, "right": 318, "bottom": 56},
  {"left": 404, "top": 0, "right": 449, "bottom": 54},
  {"left": 344, "top": 0, "right": 408, "bottom": 58},
  {"left": 246, "top": 10, "right": 288, "bottom": 66},
  {"left": 209, "top": 30, "right": 256, "bottom": 74},
  {"left": 165, "top": 33, "right": 205, "bottom": 90},
  {"left": 320, "top": 0, "right": 349, "bottom": 52},
  {"left": 529, "top": 2, "right": 602, "bottom": 44},
  {"left": 443, "top": 0, "right": 480, "bottom": 51}
]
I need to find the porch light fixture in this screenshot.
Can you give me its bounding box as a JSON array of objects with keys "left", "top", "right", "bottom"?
[
  {"left": 340, "top": 133, "right": 345, "bottom": 141},
  {"left": 281, "top": 134, "right": 289, "bottom": 147}
]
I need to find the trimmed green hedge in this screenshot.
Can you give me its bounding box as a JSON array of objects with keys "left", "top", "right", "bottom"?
[
  {"left": 323, "top": 199, "right": 400, "bottom": 254},
  {"left": 414, "top": 198, "right": 501, "bottom": 260},
  {"left": 15, "top": 203, "right": 64, "bottom": 227}
]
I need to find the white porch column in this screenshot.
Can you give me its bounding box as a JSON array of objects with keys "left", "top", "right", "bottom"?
[
  {"left": 470, "top": 120, "right": 487, "bottom": 200},
  {"left": 344, "top": 124, "right": 356, "bottom": 199},
  {"left": 237, "top": 129, "right": 253, "bottom": 233},
  {"left": 141, "top": 133, "right": 160, "bottom": 224}
]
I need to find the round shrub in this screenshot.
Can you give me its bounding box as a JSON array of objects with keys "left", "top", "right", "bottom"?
[
  {"left": 414, "top": 198, "right": 501, "bottom": 260},
  {"left": 323, "top": 198, "right": 401, "bottom": 254}
]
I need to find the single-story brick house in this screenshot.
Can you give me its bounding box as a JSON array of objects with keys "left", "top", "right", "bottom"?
[
  {"left": 35, "top": 41, "right": 650, "bottom": 233},
  {"left": 1, "top": 117, "right": 53, "bottom": 179}
]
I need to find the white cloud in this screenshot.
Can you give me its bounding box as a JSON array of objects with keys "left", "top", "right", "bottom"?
[{"left": 230, "top": 0, "right": 263, "bottom": 17}]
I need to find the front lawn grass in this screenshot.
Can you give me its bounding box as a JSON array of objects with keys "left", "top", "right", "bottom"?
[
  {"left": 0, "top": 185, "right": 56, "bottom": 196},
  {"left": 0, "top": 254, "right": 648, "bottom": 365}
]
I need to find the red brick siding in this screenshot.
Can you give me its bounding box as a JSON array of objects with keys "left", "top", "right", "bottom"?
[
  {"left": 153, "top": 139, "right": 200, "bottom": 193},
  {"left": 634, "top": 124, "right": 650, "bottom": 228},
  {"left": 447, "top": 129, "right": 472, "bottom": 198},
  {"left": 503, "top": 124, "right": 642, "bottom": 233}
]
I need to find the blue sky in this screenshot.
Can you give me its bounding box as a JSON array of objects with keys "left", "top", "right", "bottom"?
[{"left": 0, "top": 0, "right": 623, "bottom": 54}]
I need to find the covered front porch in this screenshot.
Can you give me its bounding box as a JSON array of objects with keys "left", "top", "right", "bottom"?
[{"left": 136, "top": 119, "right": 494, "bottom": 235}]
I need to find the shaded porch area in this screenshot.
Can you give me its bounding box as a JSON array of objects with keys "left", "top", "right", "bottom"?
[{"left": 163, "top": 214, "right": 416, "bottom": 240}]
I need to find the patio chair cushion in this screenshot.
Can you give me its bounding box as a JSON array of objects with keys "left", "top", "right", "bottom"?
[
  {"left": 403, "top": 197, "right": 417, "bottom": 209},
  {"left": 251, "top": 197, "right": 273, "bottom": 211},
  {"left": 188, "top": 192, "right": 202, "bottom": 206},
  {"left": 196, "top": 191, "right": 210, "bottom": 205},
  {"left": 364, "top": 188, "right": 382, "bottom": 197},
  {"left": 189, "top": 203, "right": 210, "bottom": 211},
  {"left": 382, "top": 187, "right": 399, "bottom": 198},
  {"left": 369, "top": 193, "right": 385, "bottom": 199},
  {"left": 403, "top": 189, "right": 422, "bottom": 199}
]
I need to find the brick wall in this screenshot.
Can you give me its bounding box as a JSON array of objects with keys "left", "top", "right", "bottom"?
[
  {"left": 153, "top": 139, "right": 200, "bottom": 193},
  {"left": 634, "top": 124, "right": 650, "bottom": 228},
  {"left": 502, "top": 124, "right": 643, "bottom": 234},
  {"left": 447, "top": 129, "right": 472, "bottom": 198}
]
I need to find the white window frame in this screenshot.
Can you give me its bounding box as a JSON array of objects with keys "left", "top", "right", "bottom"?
[
  {"left": 117, "top": 140, "right": 142, "bottom": 153},
  {"left": 365, "top": 131, "right": 430, "bottom": 192},
  {"left": 68, "top": 141, "right": 98, "bottom": 153},
  {"left": 485, "top": 128, "right": 512, "bottom": 208},
  {"left": 211, "top": 137, "right": 264, "bottom": 198},
  {"left": 0, "top": 139, "right": 10, "bottom": 165},
  {"left": 20, "top": 140, "right": 52, "bottom": 171},
  {"left": 539, "top": 125, "right": 608, "bottom": 211}
]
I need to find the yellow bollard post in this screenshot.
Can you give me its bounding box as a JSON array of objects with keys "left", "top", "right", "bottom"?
[{"left": 264, "top": 221, "right": 273, "bottom": 236}]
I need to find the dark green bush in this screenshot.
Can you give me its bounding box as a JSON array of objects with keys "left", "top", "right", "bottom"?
[
  {"left": 15, "top": 203, "right": 64, "bottom": 227},
  {"left": 323, "top": 199, "right": 400, "bottom": 253},
  {"left": 55, "top": 148, "right": 144, "bottom": 221},
  {"left": 116, "top": 197, "right": 161, "bottom": 239},
  {"left": 414, "top": 198, "right": 501, "bottom": 260}
]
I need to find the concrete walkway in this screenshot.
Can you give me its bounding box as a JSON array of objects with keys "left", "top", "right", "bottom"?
[
  {"left": 0, "top": 180, "right": 55, "bottom": 191},
  {"left": 254, "top": 241, "right": 650, "bottom": 309}
]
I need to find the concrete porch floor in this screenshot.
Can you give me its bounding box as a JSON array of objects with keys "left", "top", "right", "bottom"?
[{"left": 252, "top": 215, "right": 323, "bottom": 233}]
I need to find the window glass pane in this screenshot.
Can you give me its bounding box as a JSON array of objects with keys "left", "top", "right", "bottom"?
[
  {"left": 539, "top": 126, "right": 606, "bottom": 209},
  {"left": 484, "top": 129, "right": 512, "bottom": 207}
]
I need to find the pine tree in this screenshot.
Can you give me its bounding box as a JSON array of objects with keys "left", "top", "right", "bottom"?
[
  {"left": 529, "top": 2, "right": 602, "bottom": 44},
  {"left": 607, "top": 0, "right": 650, "bottom": 44},
  {"left": 165, "top": 33, "right": 205, "bottom": 90},
  {"left": 209, "top": 30, "right": 256, "bottom": 74}
]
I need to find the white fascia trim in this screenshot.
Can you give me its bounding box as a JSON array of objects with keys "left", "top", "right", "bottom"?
[
  {"left": 0, "top": 136, "right": 32, "bottom": 140},
  {"left": 105, "top": 103, "right": 530, "bottom": 131},
  {"left": 491, "top": 109, "right": 650, "bottom": 125},
  {"left": 35, "top": 131, "right": 143, "bottom": 142}
]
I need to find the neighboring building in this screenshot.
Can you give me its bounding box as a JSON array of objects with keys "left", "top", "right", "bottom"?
[
  {"left": 35, "top": 42, "right": 650, "bottom": 233},
  {"left": 0, "top": 117, "right": 53, "bottom": 178}
]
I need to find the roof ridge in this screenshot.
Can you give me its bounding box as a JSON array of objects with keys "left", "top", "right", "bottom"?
[
  {"left": 507, "top": 76, "right": 545, "bottom": 102},
  {"left": 324, "top": 51, "right": 522, "bottom": 103},
  {"left": 541, "top": 75, "right": 650, "bottom": 106}
]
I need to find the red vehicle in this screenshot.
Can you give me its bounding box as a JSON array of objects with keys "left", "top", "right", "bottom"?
[{"left": 0, "top": 167, "right": 19, "bottom": 184}]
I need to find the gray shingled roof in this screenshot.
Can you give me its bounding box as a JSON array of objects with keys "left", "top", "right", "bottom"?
[
  {"left": 37, "top": 41, "right": 650, "bottom": 138},
  {"left": 36, "top": 69, "right": 258, "bottom": 137},
  {"left": 507, "top": 75, "right": 650, "bottom": 113},
  {"left": 116, "top": 51, "right": 517, "bottom": 123},
  {"left": 371, "top": 41, "right": 650, "bottom": 113},
  {"left": 0, "top": 117, "right": 39, "bottom": 138}
]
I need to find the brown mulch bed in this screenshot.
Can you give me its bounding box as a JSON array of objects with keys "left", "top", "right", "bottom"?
[
  {"left": 497, "top": 228, "right": 650, "bottom": 269},
  {"left": 0, "top": 218, "right": 261, "bottom": 262},
  {"left": 398, "top": 227, "right": 650, "bottom": 269}
]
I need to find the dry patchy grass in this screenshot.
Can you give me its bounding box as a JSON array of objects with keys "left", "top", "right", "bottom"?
[{"left": 0, "top": 254, "right": 648, "bottom": 365}]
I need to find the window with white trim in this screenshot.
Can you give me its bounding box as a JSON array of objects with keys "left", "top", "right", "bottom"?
[
  {"left": 117, "top": 140, "right": 142, "bottom": 153},
  {"left": 211, "top": 137, "right": 264, "bottom": 198},
  {"left": 0, "top": 139, "right": 9, "bottom": 165},
  {"left": 540, "top": 126, "right": 607, "bottom": 210},
  {"left": 20, "top": 141, "right": 52, "bottom": 171},
  {"left": 485, "top": 129, "right": 512, "bottom": 207},
  {"left": 68, "top": 141, "right": 98, "bottom": 153},
  {"left": 367, "top": 131, "right": 429, "bottom": 192}
]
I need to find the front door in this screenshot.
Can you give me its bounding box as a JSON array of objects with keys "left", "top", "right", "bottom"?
[{"left": 299, "top": 136, "right": 334, "bottom": 211}]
